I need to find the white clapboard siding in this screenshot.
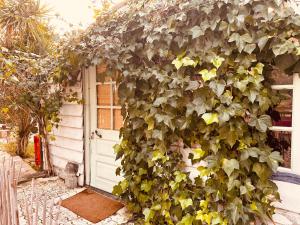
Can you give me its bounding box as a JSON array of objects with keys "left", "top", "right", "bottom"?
[
  {"left": 60, "top": 104, "right": 83, "bottom": 116},
  {"left": 59, "top": 115, "right": 83, "bottom": 128},
  {"left": 50, "top": 146, "right": 83, "bottom": 164},
  {"left": 50, "top": 135, "right": 83, "bottom": 152},
  {"left": 49, "top": 80, "right": 85, "bottom": 185},
  {"left": 52, "top": 126, "right": 83, "bottom": 140}
]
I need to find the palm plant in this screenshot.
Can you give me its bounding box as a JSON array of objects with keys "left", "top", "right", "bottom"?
[{"left": 0, "top": 0, "right": 53, "bottom": 54}]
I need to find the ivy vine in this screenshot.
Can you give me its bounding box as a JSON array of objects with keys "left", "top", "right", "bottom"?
[{"left": 62, "top": 0, "right": 300, "bottom": 224}]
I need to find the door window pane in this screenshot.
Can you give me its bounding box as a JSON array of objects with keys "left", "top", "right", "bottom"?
[
  {"left": 113, "top": 84, "right": 120, "bottom": 106},
  {"left": 97, "top": 109, "right": 111, "bottom": 129},
  {"left": 267, "top": 131, "right": 291, "bottom": 168},
  {"left": 114, "top": 109, "right": 123, "bottom": 130},
  {"left": 97, "top": 84, "right": 111, "bottom": 106},
  {"left": 270, "top": 90, "right": 292, "bottom": 127},
  {"left": 270, "top": 69, "right": 293, "bottom": 85}
]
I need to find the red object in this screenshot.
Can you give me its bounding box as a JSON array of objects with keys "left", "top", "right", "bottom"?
[{"left": 34, "top": 135, "right": 42, "bottom": 166}]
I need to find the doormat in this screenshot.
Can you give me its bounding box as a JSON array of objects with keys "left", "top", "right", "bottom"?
[{"left": 61, "top": 189, "right": 124, "bottom": 223}]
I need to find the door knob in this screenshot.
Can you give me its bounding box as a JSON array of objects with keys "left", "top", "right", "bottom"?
[{"left": 95, "top": 130, "right": 102, "bottom": 138}]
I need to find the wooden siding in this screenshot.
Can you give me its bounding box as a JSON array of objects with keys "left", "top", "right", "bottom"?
[{"left": 49, "top": 81, "right": 85, "bottom": 185}]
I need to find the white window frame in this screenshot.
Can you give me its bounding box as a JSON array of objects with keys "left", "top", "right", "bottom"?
[
  {"left": 96, "top": 80, "right": 121, "bottom": 131},
  {"left": 270, "top": 73, "right": 300, "bottom": 175}
]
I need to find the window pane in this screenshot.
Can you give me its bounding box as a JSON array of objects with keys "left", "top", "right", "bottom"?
[
  {"left": 267, "top": 131, "right": 291, "bottom": 168},
  {"left": 270, "top": 90, "right": 292, "bottom": 127},
  {"left": 97, "top": 84, "right": 111, "bottom": 106},
  {"left": 97, "top": 109, "right": 111, "bottom": 129},
  {"left": 113, "top": 109, "right": 123, "bottom": 130},
  {"left": 270, "top": 69, "right": 293, "bottom": 85},
  {"left": 113, "top": 84, "right": 120, "bottom": 106}
]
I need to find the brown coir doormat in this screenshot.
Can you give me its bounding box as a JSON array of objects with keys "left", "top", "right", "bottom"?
[{"left": 61, "top": 189, "right": 124, "bottom": 223}]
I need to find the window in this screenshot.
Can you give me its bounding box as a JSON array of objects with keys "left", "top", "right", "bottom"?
[
  {"left": 269, "top": 71, "right": 300, "bottom": 175},
  {"left": 96, "top": 67, "right": 123, "bottom": 131}
]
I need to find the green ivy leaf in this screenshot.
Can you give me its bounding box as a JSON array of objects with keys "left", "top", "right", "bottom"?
[
  {"left": 222, "top": 159, "right": 239, "bottom": 176},
  {"left": 249, "top": 115, "right": 272, "bottom": 132},
  {"left": 190, "top": 25, "right": 204, "bottom": 39},
  {"left": 141, "top": 180, "right": 153, "bottom": 192},
  {"left": 202, "top": 113, "right": 219, "bottom": 125}
]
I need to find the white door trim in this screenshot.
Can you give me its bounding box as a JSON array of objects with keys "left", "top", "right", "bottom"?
[{"left": 83, "top": 66, "right": 97, "bottom": 186}]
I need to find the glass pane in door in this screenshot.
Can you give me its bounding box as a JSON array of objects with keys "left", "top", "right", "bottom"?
[
  {"left": 97, "top": 109, "right": 111, "bottom": 129},
  {"left": 268, "top": 131, "right": 292, "bottom": 168}
]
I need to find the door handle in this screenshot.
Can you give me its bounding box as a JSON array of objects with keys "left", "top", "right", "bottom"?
[{"left": 95, "top": 130, "right": 102, "bottom": 138}]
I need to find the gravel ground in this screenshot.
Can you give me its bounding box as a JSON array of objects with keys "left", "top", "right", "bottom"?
[{"left": 17, "top": 177, "right": 133, "bottom": 225}]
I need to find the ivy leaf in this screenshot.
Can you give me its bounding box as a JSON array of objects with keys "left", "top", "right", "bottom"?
[
  {"left": 211, "top": 56, "right": 225, "bottom": 69},
  {"left": 240, "top": 185, "right": 247, "bottom": 195},
  {"left": 175, "top": 171, "right": 187, "bottom": 183},
  {"left": 179, "top": 198, "right": 193, "bottom": 210},
  {"left": 186, "top": 80, "right": 200, "bottom": 91},
  {"left": 220, "top": 90, "right": 233, "bottom": 105},
  {"left": 141, "top": 180, "right": 153, "bottom": 192},
  {"left": 244, "top": 43, "right": 256, "bottom": 54},
  {"left": 178, "top": 214, "right": 194, "bottom": 225},
  {"left": 250, "top": 202, "right": 258, "bottom": 211},
  {"left": 202, "top": 113, "right": 219, "bottom": 125},
  {"left": 222, "top": 159, "right": 239, "bottom": 176},
  {"left": 172, "top": 58, "right": 183, "bottom": 70},
  {"left": 152, "top": 150, "right": 164, "bottom": 161},
  {"left": 182, "top": 57, "right": 198, "bottom": 67},
  {"left": 199, "top": 68, "right": 217, "bottom": 82},
  {"left": 153, "top": 97, "right": 168, "bottom": 106},
  {"left": 120, "top": 179, "right": 129, "bottom": 191},
  {"left": 193, "top": 148, "right": 206, "bottom": 160},
  {"left": 249, "top": 115, "right": 272, "bottom": 132},
  {"left": 252, "top": 163, "right": 270, "bottom": 180},
  {"left": 143, "top": 208, "right": 155, "bottom": 222},
  {"left": 190, "top": 26, "right": 204, "bottom": 39},
  {"left": 257, "top": 36, "right": 269, "bottom": 51},
  {"left": 209, "top": 80, "right": 226, "bottom": 97}
]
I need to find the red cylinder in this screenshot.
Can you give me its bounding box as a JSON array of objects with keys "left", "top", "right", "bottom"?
[{"left": 34, "top": 135, "right": 42, "bottom": 166}]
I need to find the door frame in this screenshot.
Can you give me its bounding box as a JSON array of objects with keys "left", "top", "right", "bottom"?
[{"left": 83, "top": 66, "right": 96, "bottom": 186}]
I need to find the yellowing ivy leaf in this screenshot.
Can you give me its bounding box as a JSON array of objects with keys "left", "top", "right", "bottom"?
[
  {"left": 193, "top": 148, "right": 206, "bottom": 160},
  {"left": 181, "top": 57, "right": 198, "bottom": 67},
  {"left": 250, "top": 202, "right": 258, "bottom": 211},
  {"left": 211, "top": 56, "right": 225, "bottom": 69},
  {"left": 143, "top": 208, "right": 155, "bottom": 222},
  {"left": 141, "top": 180, "right": 153, "bottom": 192},
  {"left": 202, "top": 113, "right": 219, "bottom": 125},
  {"left": 178, "top": 214, "right": 194, "bottom": 225},
  {"left": 152, "top": 150, "right": 164, "bottom": 161},
  {"left": 172, "top": 58, "right": 183, "bottom": 70},
  {"left": 175, "top": 171, "right": 187, "bottom": 183},
  {"left": 199, "top": 68, "right": 217, "bottom": 82},
  {"left": 179, "top": 198, "right": 193, "bottom": 210}
]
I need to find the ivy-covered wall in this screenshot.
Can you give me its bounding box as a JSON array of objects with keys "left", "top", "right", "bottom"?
[{"left": 63, "top": 0, "right": 300, "bottom": 224}]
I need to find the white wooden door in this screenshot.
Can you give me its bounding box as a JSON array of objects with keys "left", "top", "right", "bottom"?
[
  {"left": 269, "top": 73, "right": 300, "bottom": 213},
  {"left": 89, "top": 66, "right": 123, "bottom": 193}
]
